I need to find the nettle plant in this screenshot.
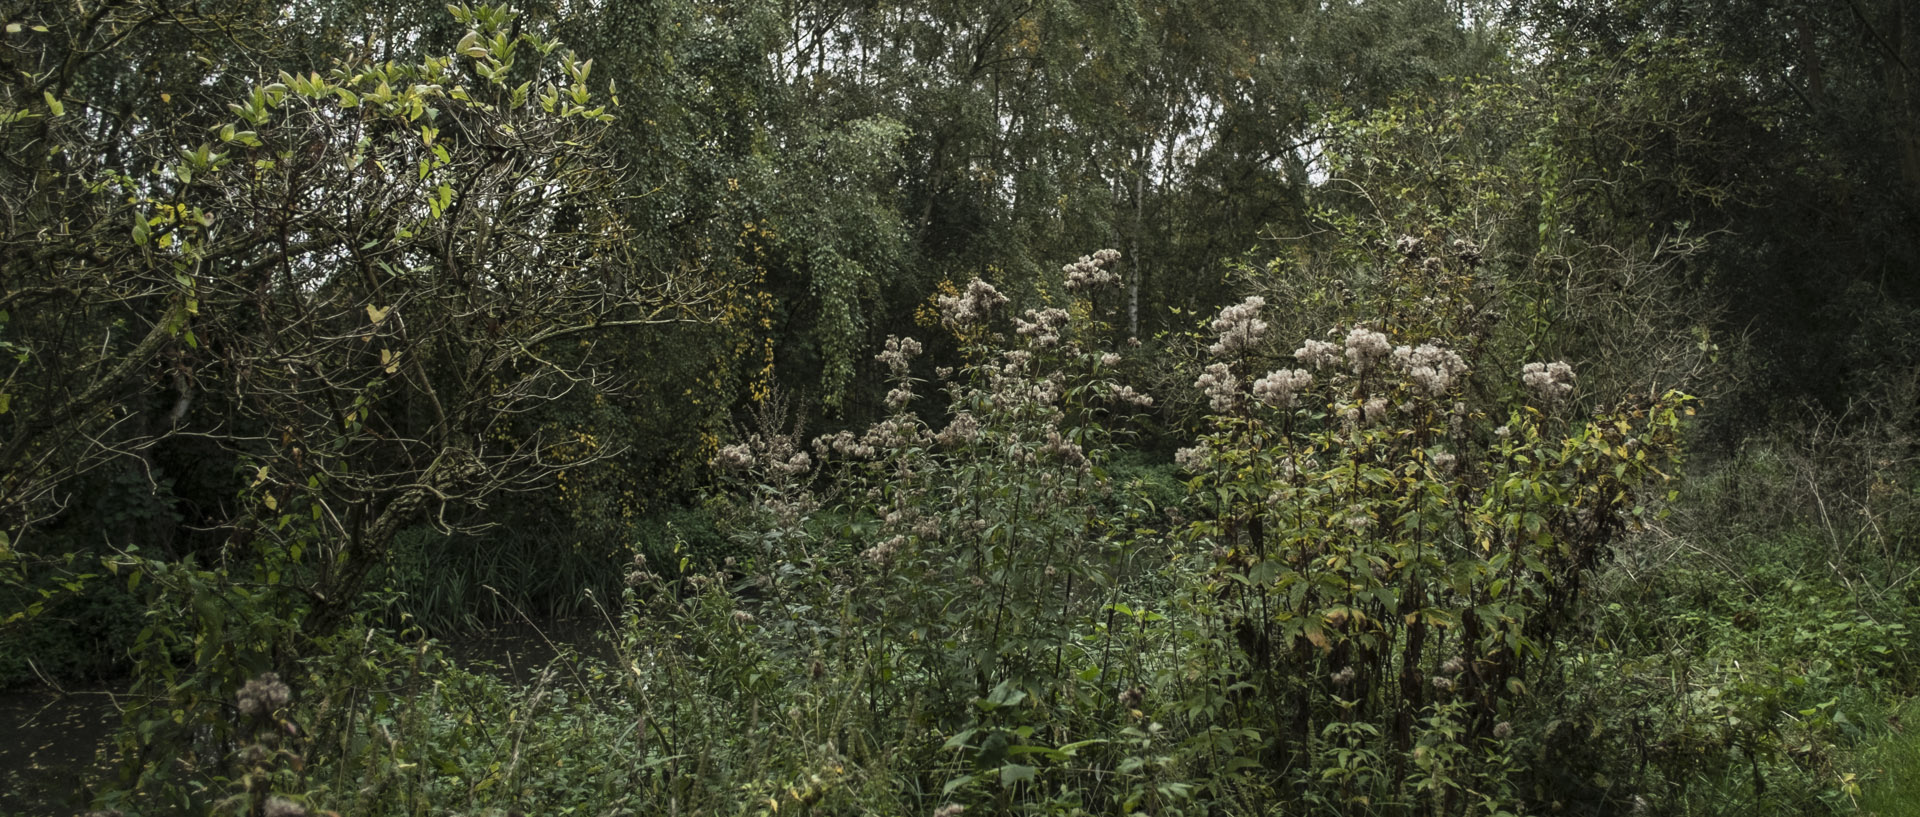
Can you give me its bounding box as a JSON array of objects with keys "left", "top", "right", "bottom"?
[
  {"left": 705, "top": 251, "right": 1184, "bottom": 812},
  {"left": 1175, "top": 235, "right": 1692, "bottom": 813}
]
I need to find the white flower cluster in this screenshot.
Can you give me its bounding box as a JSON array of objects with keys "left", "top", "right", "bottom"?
[
  {"left": 1042, "top": 429, "right": 1088, "bottom": 466},
  {"left": 1345, "top": 504, "right": 1372, "bottom": 532},
  {"left": 1276, "top": 456, "right": 1302, "bottom": 480},
  {"left": 984, "top": 366, "right": 1062, "bottom": 407},
  {"left": 1451, "top": 238, "right": 1482, "bottom": 266},
  {"left": 878, "top": 335, "right": 925, "bottom": 411},
  {"left": 1251, "top": 368, "right": 1312, "bottom": 408},
  {"left": 714, "top": 443, "right": 756, "bottom": 471},
  {"left": 725, "top": 433, "right": 812, "bottom": 476},
  {"left": 1362, "top": 396, "right": 1389, "bottom": 424},
  {"left": 1193, "top": 361, "right": 1238, "bottom": 412},
  {"left": 1392, "top": 343, "right": 1468, "bottom": 397},
  {"left": 813, "top": 429, "right": 877, "bottom": 459},
  {"left": 1174, "top": 442, "right": 1214, "bottom": 472},
  {"left": 875, "top": 335, "right": 922, "bottom": 377},
  {"left": 1208, "top": 296, "right": 1268, "bottom": 357},
  {"left": 934, "top": 411, "right": 980, "bottom": 447},
  {"left": 1062, "top": 248, "right": 1122, "bottom": 292},
  {"left": 938, "top": 277, "right": 1010, "bottom": 330},
  {"left": 863, "top": 534, "right": 906, "bottom": 567},
  {"left": 1343, "top": 325, "right": 1392, "bottom": 375},
  {"left": 912, "top": 516, "right": 940, "bottom": 538},
  {"left": 263, "top": 797, "right": 308, "bottom": 817},
  {"left": 769, "top": 450, "right": 811, "bottom": 476},
  {"left": 1014, "top": 307, "right": 1070, "bottom": 349},
  {"left": 883, "top": 505, "right": 939, "bottom": 540},
  {"left": 1099, "top": 352, "right": 1121, "bottom": 367},
  {"left": 1111, "top": 384, "right": 1154, "bottom": 407},
  {"left": 864, "top": 416, "right": 928, "bottom": 450},
  {"left": 1294, "top": 338, "right": 1340, "bottom": 369},
  {"left": 885, "top": 385, "right": 915, "bottom": 410},
  {"left": 236, "top": 672, "right": 291, "bottom": 717},
  {"left": 1395, "top": 234, "right": 1424, "bottom": 258},
  {"left": 1522, "top": 361, "right": 1576, "bottom": 402}
]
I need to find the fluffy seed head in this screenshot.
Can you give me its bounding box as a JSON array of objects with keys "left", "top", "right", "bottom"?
[
  {"left": 1207, "top": 296, "right": 1268, "bottom": 358},
  {"left": 1251, "top": 368, "right": 1313, "bottom": 408}
]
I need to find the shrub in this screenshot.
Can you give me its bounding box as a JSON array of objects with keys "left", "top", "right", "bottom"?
[
  {"left": 681, "top": 250, "right": 1223, "bottom": 814},
  {"left": 1165, "top": 233, "right": 1691, "bottom": 813}
]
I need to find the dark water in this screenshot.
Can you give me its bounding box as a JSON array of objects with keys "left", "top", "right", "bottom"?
[
  {"left": 0, "top": 619, "right": 610, "bottom": 816},
  {"left": 0, "top": 684, "right": 121, "bottom": 816},
  {"left": 440, "top": 616, "right": 614, "bottom": 684}
]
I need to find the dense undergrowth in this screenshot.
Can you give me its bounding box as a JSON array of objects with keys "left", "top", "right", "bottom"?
[
  {"left": 17, "top": 245, "right": 1906, "bottom": 817},
  {"left": 3, "top": 1, "right": 1917, "bottom": 814}
]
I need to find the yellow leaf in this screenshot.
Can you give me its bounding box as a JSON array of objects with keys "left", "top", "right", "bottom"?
[
  {"left": 1304, "top": 626, "right": 1330, "bottom": 651},
  {"left": 366, "top": 304, "right": 391, "bottom": 324}
]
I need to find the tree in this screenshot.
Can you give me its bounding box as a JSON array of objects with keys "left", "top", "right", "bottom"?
[
  {"left": 1, "top": 3, "right": 721, "bottom": 633},
  {"left": 1506, "top": 0, "right": 1920, "bottom": 433}
]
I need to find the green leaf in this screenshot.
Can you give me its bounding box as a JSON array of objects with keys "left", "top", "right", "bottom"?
[
  {"left": 1057, "top": 738, "right": 1107, "bottom": 755},
  {"left": 998, "top": 763, "right": 1035, "bottom": 787}
]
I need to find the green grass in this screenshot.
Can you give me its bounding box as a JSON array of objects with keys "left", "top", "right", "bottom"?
[{"left": 1857, "top": 698, "right": 1920, "bottom": 816}]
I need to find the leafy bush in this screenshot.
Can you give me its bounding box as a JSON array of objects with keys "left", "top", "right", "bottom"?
[
  {"left": 1536, "top": 423, "right": 1920, "bottom": 816},
  {"left": 1160, "top": 231, "right": 1690, "bottom": 814},
  {"left": 691, "top": 250, "right": 1203, "bottom": 814},
  {"left": 0, "top": 576, "right": 142, "bottom": 686}
]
